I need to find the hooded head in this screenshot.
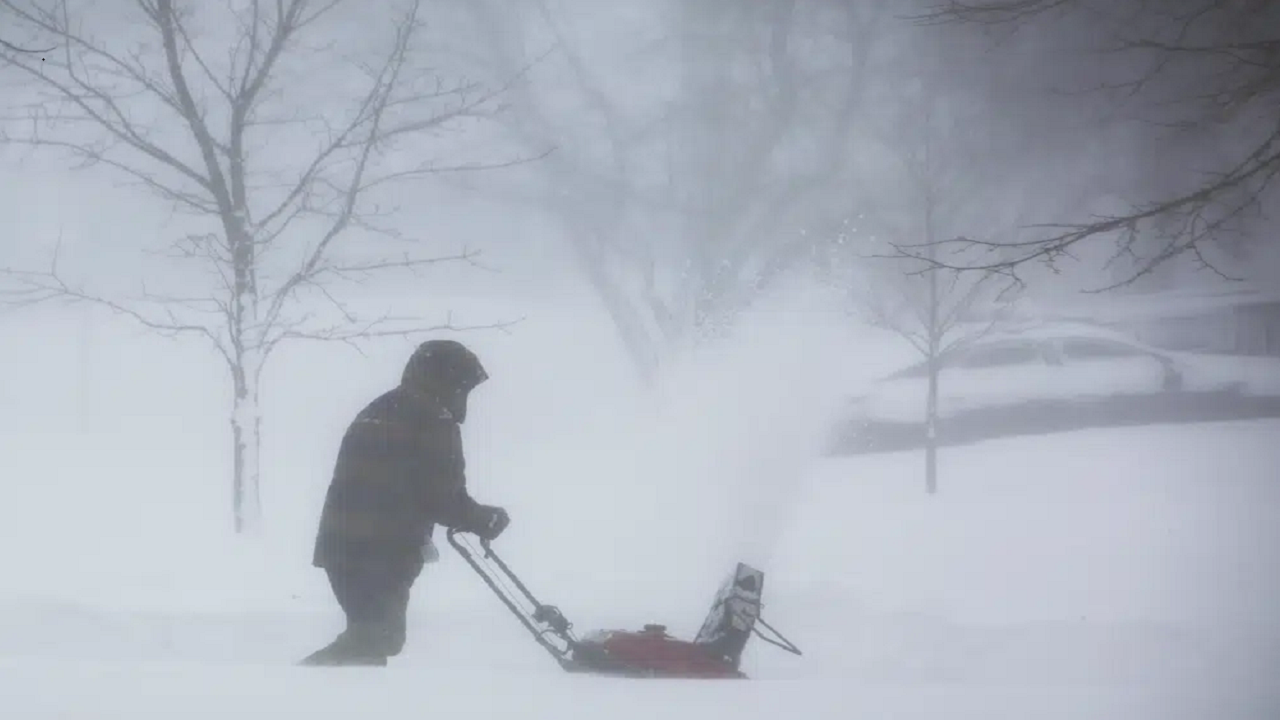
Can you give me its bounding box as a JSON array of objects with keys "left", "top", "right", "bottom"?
[{"left": 400, "top": 339, "right": 489, "bottom": 422}]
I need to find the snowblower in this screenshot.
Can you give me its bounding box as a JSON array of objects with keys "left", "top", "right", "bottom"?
[{"left": 446, "top": 528, "right": 802, "bottom": 679}]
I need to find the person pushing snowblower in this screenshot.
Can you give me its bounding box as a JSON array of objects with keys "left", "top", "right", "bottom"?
[{"left": 301, "top": 339, "right": 510, "bottom": 667}]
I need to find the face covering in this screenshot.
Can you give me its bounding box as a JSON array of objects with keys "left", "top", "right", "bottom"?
[{"left": 444, "top": 388, "right": 469, "bottom": 423}]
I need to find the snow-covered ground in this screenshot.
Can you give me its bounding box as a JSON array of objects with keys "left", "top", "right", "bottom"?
[{"left": 2, "top": 296, "right": 1278, "bottom": 718}]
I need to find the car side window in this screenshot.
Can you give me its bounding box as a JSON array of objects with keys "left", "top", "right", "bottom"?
[
  {"left": 951, "top": 343, "right": 1042, "bottom": 368},
  {"left": 1059, "top": 338, "right": 1144, "bottom": 360},
  {"left": 889, "top": 362, "right": 931, "bottom": 379}
]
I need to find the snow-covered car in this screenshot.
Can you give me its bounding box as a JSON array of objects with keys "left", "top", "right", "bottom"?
[{"left": 831, "top": 322, "right": 1280, "bottom": 451}]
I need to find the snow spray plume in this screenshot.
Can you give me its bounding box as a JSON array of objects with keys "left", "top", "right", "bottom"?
[{"left": 598, "top": 306, "right": 858, "bottom": 612}]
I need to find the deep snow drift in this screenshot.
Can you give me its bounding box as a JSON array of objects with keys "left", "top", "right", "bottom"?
[{"left": 1, "top": 295, "right": 1278, "bottom": 718}]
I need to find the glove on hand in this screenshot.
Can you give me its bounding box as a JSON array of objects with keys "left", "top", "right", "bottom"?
[
  {"left": 421, "top": 535, "right": 440, "bottom": 564},
  {"left": 471, "top": 504, "right": 509, "bottom": 541}
]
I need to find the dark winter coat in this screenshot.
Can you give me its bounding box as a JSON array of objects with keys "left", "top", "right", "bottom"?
[{"left": 311, "top": 385, "right": 484, "bottom": 570}]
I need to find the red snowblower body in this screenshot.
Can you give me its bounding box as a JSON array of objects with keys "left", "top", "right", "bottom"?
[{"left": 446, "top": 529, "right": 802, "bottom": 679}]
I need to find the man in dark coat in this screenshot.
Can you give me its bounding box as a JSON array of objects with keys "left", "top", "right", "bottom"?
[{"left": 301, "top": 339, "right": 510, "bottom": 666}]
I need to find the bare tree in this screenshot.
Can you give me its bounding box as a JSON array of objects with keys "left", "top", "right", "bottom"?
[
  {"left": 447, "top": 0, "right": 886, "bottom": 384},
  {"left": 832, "top": 35, "right": 1020, "bottom": 493},
  {"left": 853, "top": 241, "right": 1013, "bottom": 493},
  {"left": 905, "top": 0, "right": 1280, "bottom": 290},
  {"left": 0, "top": 0, "right": 525, "bottom": 532}
]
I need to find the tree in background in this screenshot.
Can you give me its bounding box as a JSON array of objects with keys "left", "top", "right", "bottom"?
[
  {"left": 910, "top": 0, "right": 1280, "bottom": 290},
  {"left": 449, "top": 0, "right": 887, "bottom": 384},
  {"left": 850, "top": 240, "right": 1015, "bottom": 493},
  {"left": 0, "top": 0, "right": 523, "bottom": 532},
  {"left": 825, "top": 20, "right": 1021, "bottom": 493}
]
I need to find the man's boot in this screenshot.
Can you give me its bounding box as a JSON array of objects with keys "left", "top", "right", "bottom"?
[{"left": 299, "top": 626, "right": 389, "bottom": 667}]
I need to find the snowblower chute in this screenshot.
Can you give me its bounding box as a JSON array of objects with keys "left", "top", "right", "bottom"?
[{"left": 446, "top": 529, "right": 801, "bottom": 679}]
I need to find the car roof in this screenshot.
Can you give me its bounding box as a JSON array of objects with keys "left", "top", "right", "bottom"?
[
  {"left": 881, "top": 321, "right": 1173, "bottom": 380},
  {"left": 968, "top": 321, "right": 1161, "bottom": 350}
]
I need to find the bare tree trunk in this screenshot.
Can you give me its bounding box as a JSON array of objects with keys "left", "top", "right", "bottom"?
[
  {"left": 925, "top": 269, "right": 940, "bottom": 496},
  {"left": 924, "top": 161, "right": 940, "bottom": 495},
  {"left": 227, "top": 204, "right": 263, "bottom": 532},
  {"left": 925, "top": 349, "right": 939, "bottom": 495},
  {"left": 574, "top": 244, "right": 661, "bottom": 385},
  {"left": 229, "top": 350, "right": 263, "bottom": 533},
  {"left": 76, "top": 308, "right": 94, "bottom": 432}
]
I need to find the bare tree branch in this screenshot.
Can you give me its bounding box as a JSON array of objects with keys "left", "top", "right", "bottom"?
[
  {"left": 896, "top": 121, "right": 1280, "bottom": 289},
  {"left": 901, "top": 0, "right": 1280, "bottom": 288},
  {"left": 910, "top": 0, "right": 1075, "bottom": 26},
  {"left": 0, "top": 237, "right": 236, "bottom": 368},
  {"left": 1, "top": 36, "right": 55, "bottom": 53},
  {"left": 263, "top": 312, "right": 523, "bottom": 361}
]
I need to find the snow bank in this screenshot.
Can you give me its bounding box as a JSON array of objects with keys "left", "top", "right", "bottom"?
[
  {"left": 3, "top": 294, "right": 1279, "bottom": 717},
  {"left": 776, "top": 420, "right": 1280, "bottom": 628}
]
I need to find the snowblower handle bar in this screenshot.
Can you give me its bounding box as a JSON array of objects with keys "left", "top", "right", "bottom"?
[{"left": 446, "top": 528, "right": 579, "bottom": 668}]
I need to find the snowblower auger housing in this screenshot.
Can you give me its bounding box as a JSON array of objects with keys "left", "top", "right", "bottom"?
[{"left": 446, "top": 529, "right": 801, "bottom": 679}]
